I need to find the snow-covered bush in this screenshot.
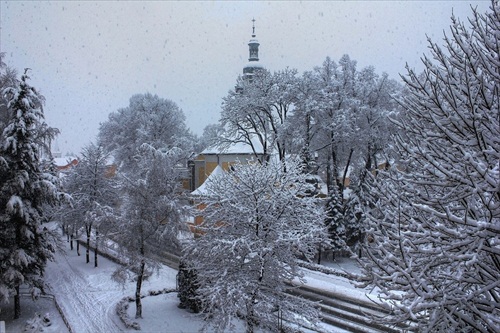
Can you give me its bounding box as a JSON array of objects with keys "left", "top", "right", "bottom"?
[
  {"left": 116, "top": 288, "right": 176, "bottom": 330},
  {"left": 23, "top": 312, "right": 51, "bottom": 333},
  {"left": 116, "top": 296, "right": 140, "bottom": 330}
]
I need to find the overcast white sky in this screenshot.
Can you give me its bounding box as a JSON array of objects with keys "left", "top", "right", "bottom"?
[{"left": 0, "top": 1, "right": 491, "bottom": 156}]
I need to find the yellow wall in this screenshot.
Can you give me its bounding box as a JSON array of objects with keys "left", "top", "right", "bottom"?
[
  {"left": 205, "top": 162, "right": 218, "bottom": 176},
  {"left": 198, "top": 166, "right": 205, "bottom": 186},
  {"left": 221, "top": 161, "right": 236, "bottom": 171}
]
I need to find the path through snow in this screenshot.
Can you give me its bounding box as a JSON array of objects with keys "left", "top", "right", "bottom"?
[
  {"left": 43, "top": 238, "right": 179, "bottom": 333},
  {"left": 39, "top": 237, "right": 361, "bottom": 333},
  {"left": 45, "top": 241, "right": 127, "bottom": 333}
]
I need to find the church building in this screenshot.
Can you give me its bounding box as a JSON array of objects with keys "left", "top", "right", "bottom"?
[{"left": 187, "top": 20, "right": 266, "bottom": 193}]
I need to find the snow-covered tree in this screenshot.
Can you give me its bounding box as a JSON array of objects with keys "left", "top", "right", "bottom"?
[
  {"left": 0, "top": 70, "right": 63, "bottom": 319},
  {"left": 98, "top": 93, "right": 194, "bottom": 172},
  {"left": 355, "top": 4, "right": 500, "bottom": 332},
  {"left": 194, "top": 123, "right": 225, "bottom": 153},
  {"left": 324, "top": 183, "right": 346, "bottom": 259},
  {"left": 291, "top": 70, "right": 323, "bottom": 168},
  {"left": 354, "top": 66, "right": 401, "bottom": 173},
  {"left": 0, "top": 53, "right": 17, "bottom": 134},
  {"left": 63, "top": 142, "right": 118, "bottom": 266},
  {"left": 301, "top": 55, "right": 403, "bottom": 256},
  {"left": 310, "top": 55, "right": 359, "bottom": 190},
  {"left": 343, "top": 179, "right": 367, "bottom": 257},
  {"left": 177, "top": 260, "right": 202, "bottom": 313},
  {"left": 310, "top": 55, "right": 402, "bottom": 193},
  {"left": 220, "top": 68, "right": 298, "bottom": 162},
  {"left": 112, "top": 145, "right": 188, "bottom": 319},
  {"left": 183, "top": 158, "right": 328, "bottom": 333}
]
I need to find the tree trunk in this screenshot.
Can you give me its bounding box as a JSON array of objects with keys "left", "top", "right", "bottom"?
[
  {"left": 277, "top": 306, "right": 283, "bottom": 332},
  {"left": 14, "top": 285, "right": 20, "bottom": 319},
  {"left": 317, "top": 244, "right": 322, "bottom": 265},
  {"left": 365, "top": 147, "right": 372, "bottom": 171},
  {"left": 94, "top": 230, "right": 99, "bottom": 268},
  {"left": 77, "top": 240, "right": 80, "bottom": 256},
  {"left": 135, "top": 260, "right": 145, "bottom": 319},
  {"left": 330, "top": 132, "right": 339, "bottom": 188},
  {"left": 246, "top": 295, "right": 256, "bottom": 333},
  {"left": 86, "top": 229, "right": 91, "bottom": 264},
  {"left": 70, "top": 232, "right": 74, "bottom": 251},
  {"left": 246, "top": 317, "right": 255, "bottom": 333},
  {"left": 341, "top": 148, "right": 354, "bottom": 197},
  {"left": 326, "top": 155, "right": 333, "bottom": 190}
]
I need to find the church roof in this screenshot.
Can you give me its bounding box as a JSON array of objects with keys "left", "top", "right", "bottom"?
[
  {"left": 191, "top": 164, "right": 225, "bottom": 196},
  {"left": 243, "top": 61, "right": 264, "bottom": 69}
]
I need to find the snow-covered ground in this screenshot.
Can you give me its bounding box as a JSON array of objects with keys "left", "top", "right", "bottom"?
[
  {"left": 1, "top": 239, "right": 368, "bottom": 332},
  {"left": 0, "top": 295, "right": 68, "bottom": 333},
  {"left": 301, "top": 257, "right": 379, "bottom": 304}
]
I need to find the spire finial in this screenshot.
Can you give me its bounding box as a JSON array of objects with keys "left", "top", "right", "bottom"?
[{"left": 252, "top": 18, "right": 256, "bottom": 37}]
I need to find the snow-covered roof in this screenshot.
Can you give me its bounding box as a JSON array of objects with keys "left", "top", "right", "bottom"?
[
  {"left": 191, "top": 165, "right": 225, "bottom": 196},
  {"left": 53, "top": 157, "right": 78, "bottom": 167},
  {"left": 201, "top": 136, "right": 264, "bottom": 155},
  {"left": 243, "top": 61, "right": 264, "bottom": 69}
]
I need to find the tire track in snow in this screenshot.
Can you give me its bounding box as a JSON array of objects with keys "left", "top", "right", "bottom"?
[{"left": 46, "top": 249, "right": 124, "bottom": 333}]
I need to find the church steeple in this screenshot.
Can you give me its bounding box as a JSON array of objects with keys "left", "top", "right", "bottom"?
[
  {"left": 243, "top": 18, "right": 264, "bottom": 80},
  {"left": 248, "top": 18, "right": 259, "bottom": 62}
]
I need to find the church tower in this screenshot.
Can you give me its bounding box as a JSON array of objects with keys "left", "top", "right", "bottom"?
[{"left": 243, "top": 18, "right": 264, "bottom": 81}]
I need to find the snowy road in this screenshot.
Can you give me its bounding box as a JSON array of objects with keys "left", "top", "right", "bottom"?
[
  {"left": 45, "top": 242, "right": 127, "bottom": 333},
  {"left": 42, "top": 239, "right": 367, "bottom": 333}
]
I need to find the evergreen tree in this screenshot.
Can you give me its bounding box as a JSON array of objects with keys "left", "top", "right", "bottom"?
[
  {"left": 298, "top": 144, "right": 322, "bottom": 201},
  {"left": 324, "top": 184, "right": 346, "bottom": 259},
  {"left": 177, "top": 260, "right": 202, "bottom": 313},
  {"left": 0, "top": 53, "right": 17, "bottom": 134},
  {"left": 344, "top": 168, "right": 371, "bottom": 256},
  {"left": 0, "top": 70, "right": 62, "bottom": 319}
]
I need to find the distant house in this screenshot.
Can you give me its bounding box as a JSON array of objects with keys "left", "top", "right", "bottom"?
[
  {"left": 186, "top": 138, "right": 265, "bottom": 234},
  {"left": 188, "top": 165, "right": 225, "bottom": 234},
  {"left": 53, "top": 157, "right": 79, "bottom": 173},
  {"left": 104, "top": 163, "right": 118, "bottom": 178},
  {"left": 188, "top": 137, "right": 265, "bottom": 192},
  {"left": 53, "top": 154, "right": 119, "bottom": 179}
]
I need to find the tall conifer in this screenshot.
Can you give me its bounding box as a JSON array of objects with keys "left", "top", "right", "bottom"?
[{"left": 0, "top": 70, "right": 62, "bottom": 318}]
